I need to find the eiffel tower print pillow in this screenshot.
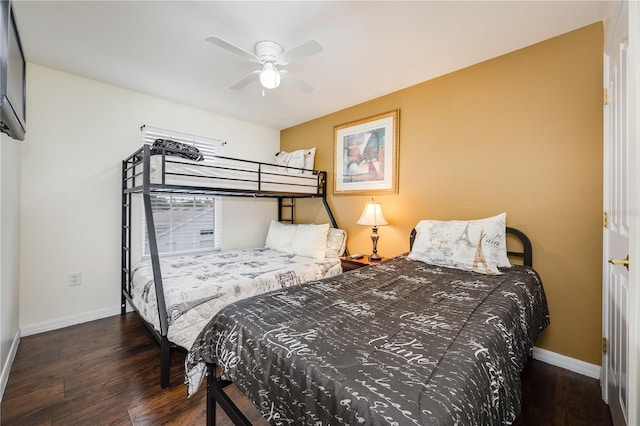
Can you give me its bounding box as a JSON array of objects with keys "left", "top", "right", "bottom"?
[{"left": 408, "top": 218, "right": 504, "bottom": 274}]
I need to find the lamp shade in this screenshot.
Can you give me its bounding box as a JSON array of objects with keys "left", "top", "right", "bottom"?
[
  {"left": 356, "top": 201, "right": 388, "bottom": 227},
  {"left": 259, "top": 62, "right": 281, "bottom": 89}
]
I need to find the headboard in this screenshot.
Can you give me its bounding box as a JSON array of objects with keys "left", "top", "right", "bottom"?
[{"left": 409, "top": 226, "right": 533, "bottom": 267}]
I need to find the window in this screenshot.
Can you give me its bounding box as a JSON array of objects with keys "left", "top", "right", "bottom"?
[
  {"left": 140, "top": 126, "right": 225, "bottom": 257},
  {"left": 143, "top": 195, "right": 221, "bottom": 256}
]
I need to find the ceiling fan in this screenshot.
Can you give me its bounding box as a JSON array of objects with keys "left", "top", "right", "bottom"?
[{"left": 205, "top": 36, "right": 323, "bottom": 93}]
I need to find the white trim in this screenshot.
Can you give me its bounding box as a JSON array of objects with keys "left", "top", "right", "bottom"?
[
  {"left": 20, "top": 305, "right": 131, "bottom": 337},
  {"left": 627, "top": 2, "right": 640, "bottom": 422},
  {"left": 532, "top": 346, "right": 601, "bottom": 380},
  {"left": 0, "top": 330, "right": 21, "bottom": 401}
]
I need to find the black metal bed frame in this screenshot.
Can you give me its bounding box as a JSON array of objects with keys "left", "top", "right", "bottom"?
[
  {"left": 205, "top": 226, "right": 534, "bottom": 425},
  {"left": 121, "top": 143, "right": 339, "bottom": 389}
]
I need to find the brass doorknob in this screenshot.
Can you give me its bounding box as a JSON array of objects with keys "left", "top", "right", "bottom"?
[{"left": 608, "top": 255, "right": 629, "bottom": 270}]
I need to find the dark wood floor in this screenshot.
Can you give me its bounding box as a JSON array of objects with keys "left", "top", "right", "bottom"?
[{"left": 1, "top": 313, "right": 612, "bottom": 425}]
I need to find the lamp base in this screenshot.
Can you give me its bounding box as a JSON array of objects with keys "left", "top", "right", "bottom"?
[{"left": 369, "top": 226, "right": 382, "bottom": 262}]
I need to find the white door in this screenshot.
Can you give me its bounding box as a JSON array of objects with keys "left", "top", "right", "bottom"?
[{"left": 603, "top": 1, "right": 638, "bottom": 425}]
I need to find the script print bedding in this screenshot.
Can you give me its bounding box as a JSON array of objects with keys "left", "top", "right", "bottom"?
[
  {"left": 131, "top": 248, "right": 342, "bottom": 351},
  {"left": 187, "top": 255, "right": 550, "bottom": 425}
]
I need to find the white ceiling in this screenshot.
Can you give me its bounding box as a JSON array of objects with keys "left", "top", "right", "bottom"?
[{"left": 13, "top": 1, "right": 607, "bottom": 130}]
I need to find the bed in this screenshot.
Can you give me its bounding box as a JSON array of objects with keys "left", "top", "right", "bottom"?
[
  {"left": 122, "top": 126, "right": 343, "bottom": 388},
  {"left": 186, "top": 217, "right": 550, "bottom": 425},
  {"left": 130, "top": 226, "right": 346, "bottom": 351}
]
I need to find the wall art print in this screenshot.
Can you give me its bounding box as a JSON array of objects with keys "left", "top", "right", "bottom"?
[{"left": 333, "top": 109, "right": 399, "bottom": 194}]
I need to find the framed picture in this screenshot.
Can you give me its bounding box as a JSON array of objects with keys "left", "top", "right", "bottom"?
[{"left": 334, "top": 109, "right": 399, "bottom": 194}]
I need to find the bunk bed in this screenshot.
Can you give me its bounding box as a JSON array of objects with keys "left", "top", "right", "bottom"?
[
  {"left": 121, "top": 126, "right": 342, "bottom": 388},
  {"left": 186, "top": 225, "right": 550, "bottom": 425}
]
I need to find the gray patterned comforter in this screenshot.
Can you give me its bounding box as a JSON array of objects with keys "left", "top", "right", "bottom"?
[{"left": 186, "top": 255, "right": 550, "bottom": 425}]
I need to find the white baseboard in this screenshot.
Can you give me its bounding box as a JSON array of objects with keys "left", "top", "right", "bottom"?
[
  {"left": 1, "top": 330, "right": 21, "bottom": 402},
  {"left": 532, "top": 346, "right": 601, "bottom": 379},
  {"left": 20, "top": 305, "right": 131, "bottom": 337}
]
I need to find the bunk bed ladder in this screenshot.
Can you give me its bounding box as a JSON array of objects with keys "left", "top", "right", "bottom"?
[
  {"left": 277, "top": 193, "right": 341, "bottom": 230},
  {"left": 278, "top": 197, "right": 295, "bottom": 223},
  {"left": 121, "top": 160, "right": 131, "bottom": 316}
]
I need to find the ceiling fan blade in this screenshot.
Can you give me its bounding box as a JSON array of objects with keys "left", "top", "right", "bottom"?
[
  {"left": 229, "top": 70, "right": 260, "bottom": 90},
  {"left": 278, "top": 39, "right": 323, "bottom": 65},
  {"left": 280, "top": 70, "right": 314, "bottom": 93},
  {"left": 205, "top": 36, "right": 258, "bottom": 63}
]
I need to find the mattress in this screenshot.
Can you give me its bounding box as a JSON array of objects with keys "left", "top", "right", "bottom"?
[
  {"left": 130, "top": 248, "right": 342, "bottom": 351},
  {"left": 186, "top": 255, "right": 550, "bottom": 425},
  {"left": 149, "top": 156, "right": 320, "bottom": 194}
]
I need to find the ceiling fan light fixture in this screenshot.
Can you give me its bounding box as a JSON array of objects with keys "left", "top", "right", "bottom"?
[
  {"left": 206, "top": 36, "right": 321, "bottom": 92},
  {"left": 259, "top": 62, "right": 281, "bottom": 89}
]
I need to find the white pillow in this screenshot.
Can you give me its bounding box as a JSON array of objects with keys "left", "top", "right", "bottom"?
[
  {"left": 484, "top": 212, "right": 510, "bottom": 267},
  {"left": 408, "top": 218, "right": 504, "bottom": 275},
  {"left": 274, "top": 152, "right": 288, "bottom": 166},
  {"left": 291, "top": 223, "right": 330, "bottom": 259},
  {"left": 326, "top": 228, "right": 347, "bottom": 258},
  {"left": 275, "top": 148, "right": 316, "bottom": 174},
  {"left": 265, "top": 221, "right": 337, "bottom": 259},
  {"left": 286, "top": 150, "right": 306, "bottom": 169},
  {"left": 303, "top": 147, "right": 316, "bottom": 173},
  {"left": 265, "top": 221, "right": 297, "bottom": 252}
]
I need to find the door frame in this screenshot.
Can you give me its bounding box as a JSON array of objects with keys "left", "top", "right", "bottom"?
[
  {"left": 602, "top": 1, "right": 639, "bottom": 424},
  {"left": 627, "top": 1, "right": 639, "bottom": 424}
]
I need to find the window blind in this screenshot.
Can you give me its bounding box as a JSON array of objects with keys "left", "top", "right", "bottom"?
[
  {"left": 143, "top": 194, "right": 221, "bottom": 256},
  {"left": 141, "top": 125, "right": 224, "bottom": 163},
  {"left": 141, "top": 126, "right": 224, "bottom": 256}
]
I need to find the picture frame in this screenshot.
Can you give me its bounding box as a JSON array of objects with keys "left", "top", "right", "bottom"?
[{"left": 334, "top": 109, "right": 399, "bottom": 194}]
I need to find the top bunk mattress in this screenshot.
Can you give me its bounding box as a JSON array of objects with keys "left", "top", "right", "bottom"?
[
  {"left": 131, "top": 248, "right": 342, "bottom": 350},
  {"left": 124, "top": 126, "right": 325, "bottom": 196},
  {"left": 149, "top": 156, "right": 321, "bottom": 194}
]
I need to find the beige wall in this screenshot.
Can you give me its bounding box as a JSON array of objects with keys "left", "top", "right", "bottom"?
[
  {"left": 281, "top": 23, "right": 604, "bottom": 365},
  {"left": 1, "top": 132, "right": 21, "bottom": 396},
  {"left": 19, "top": 64, "right": 280, "bottom": 334}
]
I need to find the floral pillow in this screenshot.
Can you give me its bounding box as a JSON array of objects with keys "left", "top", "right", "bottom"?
[{"left": 408, "top": 217, "right": 505, "bottom": 275}]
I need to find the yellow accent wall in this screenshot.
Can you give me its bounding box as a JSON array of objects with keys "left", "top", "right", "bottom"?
[{"left": 281, "top": 23, "right": 604, "bottom": 365}]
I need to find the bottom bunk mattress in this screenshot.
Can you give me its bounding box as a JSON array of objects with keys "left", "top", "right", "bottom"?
[
  {"left": 130, "top": 248, "right": 342, "bottom": 351},
  {"left": 186, "top": 255, "right": 550, "bottom": 425}
]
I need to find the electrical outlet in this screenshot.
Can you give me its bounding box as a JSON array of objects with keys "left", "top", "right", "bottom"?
[{"left": 69, "top": 272, "right": 82, "bottom": 287}]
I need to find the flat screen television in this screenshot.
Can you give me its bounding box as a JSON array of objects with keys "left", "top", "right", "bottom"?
[{"left": 0, "top": 0, "right": 26, "bottom": 141}]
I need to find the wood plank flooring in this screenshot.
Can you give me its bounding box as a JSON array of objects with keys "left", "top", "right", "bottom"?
[{"left": 1, "top": 313, "right": 612, "bottom": 425}]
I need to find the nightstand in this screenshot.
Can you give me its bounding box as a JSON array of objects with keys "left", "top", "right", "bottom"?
[{"left": 340, "top": 255, "right": 385, "bottom": 272}]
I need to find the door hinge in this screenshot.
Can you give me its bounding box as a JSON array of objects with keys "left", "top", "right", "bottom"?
[
  {"left": 603, "top": 211, "right": 609, "bottom": 228},
  {"left": 604, "top": 88, "right": 610, "bottom": 105},
  {"left": 603, "top": 337, "right": 609, "bottom": 354}
]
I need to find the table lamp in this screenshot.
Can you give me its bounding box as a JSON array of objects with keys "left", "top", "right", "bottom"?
[{"left": 356, "top": 199, "right": 388, "bottom": 261}]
